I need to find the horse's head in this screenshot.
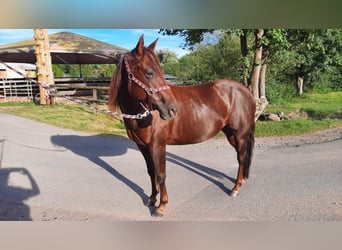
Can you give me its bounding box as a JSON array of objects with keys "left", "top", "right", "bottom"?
[{"left": 121, "top": 35, "right": 177, "bottom": 120}]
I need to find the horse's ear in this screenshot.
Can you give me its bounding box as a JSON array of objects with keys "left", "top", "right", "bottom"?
[
  {"left": 147, "top": 38, "right": 159, "bottom": 52},
  {"left": 134, "top": 34, "right": 144, "bottom": 58}
]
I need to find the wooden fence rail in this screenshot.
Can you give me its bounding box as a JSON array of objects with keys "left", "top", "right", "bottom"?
[{"left": 0, "top": 77, "right": 111, "bottom": 104}]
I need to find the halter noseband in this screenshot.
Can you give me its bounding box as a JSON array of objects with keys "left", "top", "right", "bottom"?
[{"left": 124, "top": 54, "right": 171, "bottom": 97}]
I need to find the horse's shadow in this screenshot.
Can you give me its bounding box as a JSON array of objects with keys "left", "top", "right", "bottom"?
[
  {"left": 51, "top": 134, "right": 150, "bottom": 204},
  {"left": 51, "top": 134, "right": 235, "bottom": 213},
  {"left": 166, "top": 152, "right": 235, "bottom": 195}
]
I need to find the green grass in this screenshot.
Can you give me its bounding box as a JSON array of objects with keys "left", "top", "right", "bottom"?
[
  {"left": 1, "top": 91, "right": 341, "bottom": 137},
  {"left": 265, "top": 91, "right": 342, "bottom": 119},
  {"left": 255, "top": 119, "right": 340, "bottom": 137},
  {"left": 0, "top": 102, "right": 126, "bottom": 136},
  {"left": 255, "top": 91, "right": 342, "bottom": 137}
]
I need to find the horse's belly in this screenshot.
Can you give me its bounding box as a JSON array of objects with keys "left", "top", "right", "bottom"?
[{"left": 166, "top": 118, "right": 223, "bottom": 145}]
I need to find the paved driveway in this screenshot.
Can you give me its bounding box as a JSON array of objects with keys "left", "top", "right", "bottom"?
[{"left": 0, "top": 112, "right": 341, "bottom": 221}]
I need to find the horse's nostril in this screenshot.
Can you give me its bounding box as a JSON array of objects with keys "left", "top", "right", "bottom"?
[{"left": 169, "top": 106, "right": 177, "bottom": 117}]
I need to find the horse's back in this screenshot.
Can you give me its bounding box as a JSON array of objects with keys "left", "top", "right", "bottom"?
[{"left": 171, "top": 79, "right": 253, "bottom": 99}]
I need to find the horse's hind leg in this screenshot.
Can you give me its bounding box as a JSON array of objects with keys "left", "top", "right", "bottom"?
[
  {"left": 222, "top": 126, "right": 254, "bottom": 197},
  {"left": 137, "top": 144, "right": 158, "bottom": 207}
]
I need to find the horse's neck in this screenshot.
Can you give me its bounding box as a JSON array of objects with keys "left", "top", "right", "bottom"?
[{"left": 118, "top": 92, "right": 145, "bottom": 115}]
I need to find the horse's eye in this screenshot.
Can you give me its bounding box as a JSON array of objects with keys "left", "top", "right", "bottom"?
[{"left": 145, "top": 70, "right": 154, "bottom": 79}]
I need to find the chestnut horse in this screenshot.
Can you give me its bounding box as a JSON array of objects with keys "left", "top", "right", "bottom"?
[{"left": 109, "top": 35, "right": 256, "bottom": 217}]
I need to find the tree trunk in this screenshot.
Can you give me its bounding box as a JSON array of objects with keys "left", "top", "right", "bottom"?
[
  {"left": 250, "top": 29, "right": 264, "bottom": 99},
  {"left": 34, "top": 29, "right": 54, "bottom": 105},
  {"left": 239, "top": 29, "right": 248, "bottom": 87},
  {"left": 259, "top": 62, "right": 267, "bottom": 97},
  {"left": 297, "top": 76, "right": 304, "bottom": 95}
]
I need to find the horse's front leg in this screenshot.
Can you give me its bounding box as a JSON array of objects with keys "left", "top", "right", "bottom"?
[
  {"left": 137, "top": 144, "right": 158, "bottom": 207},
  {"left": 149, "top": 142, "right": 168, "bottom": 217}
]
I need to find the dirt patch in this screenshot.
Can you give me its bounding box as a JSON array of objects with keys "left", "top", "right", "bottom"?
[{"left": 255, "top": 126, "right": 342, "bottom": 147}]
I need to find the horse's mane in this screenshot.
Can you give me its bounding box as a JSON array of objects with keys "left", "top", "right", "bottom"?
[{"left": 108, "top": 55, "right": 124, "bottom": 111}]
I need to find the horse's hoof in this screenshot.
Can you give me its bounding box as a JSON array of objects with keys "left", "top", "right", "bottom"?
[
  {"left": 144, "top": 198, "right": 156, "bottom": 207},
  {"left": 152, "top": 209, "right": 164, "bottom": 218},
  {"left": 230, "top": 190, "right": 239, "bottom": 197}
]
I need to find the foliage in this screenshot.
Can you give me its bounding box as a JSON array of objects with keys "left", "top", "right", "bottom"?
[
  {"left": 157, "top": 49, "right": 180, "bottom": 77},
  {"left": 160, "top": 29, "right": 342, "bottom": 100},
  {"left": 52, "top": 64, "right": 116, "bottom": 78},
  {"left": 176, "top": 33, "right": 241, "bottom": 83},
  {"left": 159, "top": 29, "right": 215, "bottom": 50},
  {"left": 271, "top": 29, "right": 342, "bottom": 94},
  {"left": 157, "top": 49, "right": 178, "bottom": 63}
]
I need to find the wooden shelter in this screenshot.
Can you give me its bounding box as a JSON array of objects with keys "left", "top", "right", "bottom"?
[
  {"left": 0, "top": 31, "right": 128, "bottom": 103},
  {"left": 0, "top": 31, "right": 128, "bottom": 65}
]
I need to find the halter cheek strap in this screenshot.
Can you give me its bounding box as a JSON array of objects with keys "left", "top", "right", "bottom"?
[{"left": 124, "top": 54, "right": 171, "bottom": 96}]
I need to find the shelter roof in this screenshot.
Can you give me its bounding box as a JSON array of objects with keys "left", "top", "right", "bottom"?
[{"left": 0, "top": 31, "right": 129, "bottom": 64}]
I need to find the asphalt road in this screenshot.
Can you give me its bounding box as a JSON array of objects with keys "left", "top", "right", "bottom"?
[{"left": 0, "top": 112, "right": 341, "bottom": 221}]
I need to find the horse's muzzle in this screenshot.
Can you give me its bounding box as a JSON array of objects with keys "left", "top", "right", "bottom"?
[
  {"left": 157, "top": 103, "right": 177, "bottom": 120},
  {"left": 168, "top": 104, "right": 177, "bottom": 118}
]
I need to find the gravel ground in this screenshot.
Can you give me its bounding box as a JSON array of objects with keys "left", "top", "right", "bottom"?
[{"left": 255, "top": 126, "right": 342, "bottom": 147}]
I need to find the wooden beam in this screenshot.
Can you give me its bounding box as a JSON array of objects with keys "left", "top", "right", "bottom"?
[{"left": 34, "top": 29, "right": 54, "bottom": 105}]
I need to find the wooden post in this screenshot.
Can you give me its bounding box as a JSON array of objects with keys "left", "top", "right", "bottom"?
[
  {"left": 297, "top": 76, "right": 304, "bottom": 95},
  {"left": 34, "top": 29, "right": 54, "bottom": 105},
  {"left": 92, "top": 88, "right": 98, "bottom": 114}
]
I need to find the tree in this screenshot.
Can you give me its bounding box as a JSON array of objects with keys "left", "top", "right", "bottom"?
[
  {"left": 157, "top": 49, "right": 180, "bottom": 77},
  {"left": 177, "top": 55, "right": 198, "bottom": 84},
  {"left": 160, "top": 29, "right": 342, "bottom": 101},
  {"left": 260, "top": 29, "right": 289, "bottom": 97},
  {"left": 282, "top": 29, "right": 342, "bottom": 95},
  {"left": 250, "top": 29, "right": 264, "bottom": 99},
  {"left": 157, "top": 49, "right": 178, "bottom": 63},
  {"left": 175, "top": 33, "right": 241, "bottom": 83},
  {"left": 159, "top": 29, "right": 215, "bottom": 50},
  {"left": 239, "top": 29, "right": 249, "bottom": 86},
  {"left": 160, "top": 29, "right": 266, "bottom": 99}
]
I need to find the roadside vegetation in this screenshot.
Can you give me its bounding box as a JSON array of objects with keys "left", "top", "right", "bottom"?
[
  {"left": 1, "top": 91, "right": 341, "bottom": 137},
  {"left": 0, "top": 102, "right": 126, "bottom": 136},
  {"left": 255, "top": 91, "right": 342, "bottom": 137}
]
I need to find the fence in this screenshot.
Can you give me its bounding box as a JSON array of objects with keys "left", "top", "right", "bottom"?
[
  {"left": 0, "top": 78, "right": 35, "bottom": 102},
  {"left": 0, "top": 77, "right": 111, "bottom": 104},
  {"left": 51, "top": 77, "right": 111, "bottom": 104}
]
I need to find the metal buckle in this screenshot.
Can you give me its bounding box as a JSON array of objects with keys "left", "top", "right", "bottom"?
[
  {"left": 147, "top": 88, "right": 155, "bottom": 95},
  {"left": 128, "top": 73, "right": 133, "bottom": 80},
  {"left": 137, "top": 110, "right": 150, "bottom": 119}
]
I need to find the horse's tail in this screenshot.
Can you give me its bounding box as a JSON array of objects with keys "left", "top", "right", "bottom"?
[{"left": 243, "top": 128, "right": 255, "bottom": 179}]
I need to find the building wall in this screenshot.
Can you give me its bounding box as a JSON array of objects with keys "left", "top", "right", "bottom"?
[{"left": 0, "top": 63, "right": 36, "bottom": 79}]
